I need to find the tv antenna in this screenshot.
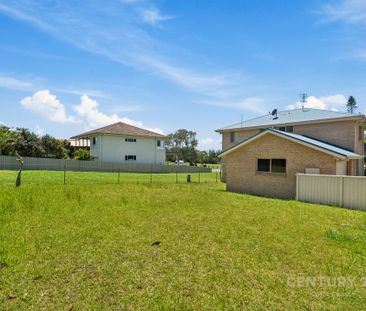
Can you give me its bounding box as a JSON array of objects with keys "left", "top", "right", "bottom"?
[{"left": 300, "top": 93, "right": 307, "bottom": 109}]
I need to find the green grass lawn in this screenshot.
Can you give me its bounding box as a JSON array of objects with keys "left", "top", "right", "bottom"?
[{"left": 1, "top": 171, "right": 366, "bottom": 309}]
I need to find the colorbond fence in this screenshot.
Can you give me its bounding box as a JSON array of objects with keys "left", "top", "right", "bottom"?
[
  {"left": 0, "top": 155, "right": 212, "bottom": 174},
  {"left": 296, "top": 174, "right": 366, "bottom": 211}
]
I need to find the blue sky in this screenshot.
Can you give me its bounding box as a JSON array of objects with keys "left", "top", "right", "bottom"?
[{"left": 0, "top": 0, "right": 365, "bottom": 150}]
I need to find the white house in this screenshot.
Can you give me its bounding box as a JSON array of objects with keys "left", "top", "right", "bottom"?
[{"left": 71, "top": 122, "right": 166, "bottom": 164}]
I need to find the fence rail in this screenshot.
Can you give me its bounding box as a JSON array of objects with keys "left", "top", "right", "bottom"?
[
  {"left": 0, "top": 155, "right": 212, "bottom": 173},
  {"left": 296, "top": 174, "right": 366, "bottom": 211}
]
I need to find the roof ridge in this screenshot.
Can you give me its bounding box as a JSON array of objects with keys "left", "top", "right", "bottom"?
[{"left": 71, "top": 121, "right": 165, "bottom": 139}]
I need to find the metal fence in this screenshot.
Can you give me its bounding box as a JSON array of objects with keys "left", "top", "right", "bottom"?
[
  {"left": 296, "top": 174, "right": 366, "bottom": 211},
  {"left": 0, "top": 155, "right": 211, "bottom": 173}
]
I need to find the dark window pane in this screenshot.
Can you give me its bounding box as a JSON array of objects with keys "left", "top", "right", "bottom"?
[
  {"left": 286, "top": 126, "right": 293, "bottom": 133},
  {"left": 271, "top": 159, "right": 286, "bottom": 173},
  {"left": 278, "top": 127, "right": 286, "bottom": 132},
  {"left": 230, "top": 132, "right": 236, "bottom": 143},
  {"left": 157, "top": 140, "right": 161, "bottom": 147},
  {"left": 257, "top": 159, "right": 270, "bottom": 172}
]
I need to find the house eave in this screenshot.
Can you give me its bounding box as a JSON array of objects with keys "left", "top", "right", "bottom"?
[{"left": 219, "top": 129, "right": 362, "bottom": 160}]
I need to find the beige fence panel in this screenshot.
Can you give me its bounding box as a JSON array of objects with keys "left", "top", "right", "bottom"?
[
  {"left": 296, "top": 174, "right": 366, "bottom": 211},
  {"left": 343, "top": 176, "right": 366, "bottom": 210},
  {"left": 0, "top": 155, "right": 212, "bottom": 174}
]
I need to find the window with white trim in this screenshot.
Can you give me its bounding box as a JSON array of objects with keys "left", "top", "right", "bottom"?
[
  {"left": 125, "top": 155, "right": 136, "bottom": 161},
  {"left": 125, "top": 138, "right": 136, "bottom": 142}
]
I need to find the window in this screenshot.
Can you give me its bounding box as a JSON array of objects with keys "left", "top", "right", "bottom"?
[
  {"left": 157, "top": 140, "right": 164, "bottom": 148},
  {"left": 271, "top": 159, "right": 286, "bottom": 173},
  {"left": 92, "top": 137, "right": 96, "bottom": 145},
  {"left": 125, "top": 138, "right": 136, "bottom": 142},
  {"left": 278, "top": 126, "right": 293, "bottom": 133},
  {"left": 125, "top": 155, "right": 136, "bottom": 161},
  {"left": 359, "top": 127, "right": 364, "bottom": 141},
  {"left": 257, "top": 158, "right": 286, "bottom": 174},
  {"left": 257, "top": 159, "right": 270, "bottom": 172},
  {"left": 230, "top": 131, "right": 236, "bottom": 143}
]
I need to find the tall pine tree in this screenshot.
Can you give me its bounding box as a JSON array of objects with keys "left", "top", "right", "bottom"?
[{"left": 346, "top": 96, "right": 357, "bottom": 113}]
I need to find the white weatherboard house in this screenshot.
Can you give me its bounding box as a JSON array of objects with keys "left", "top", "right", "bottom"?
[{"left": 71, "top": 122, "right": 166, "bottom": 164}]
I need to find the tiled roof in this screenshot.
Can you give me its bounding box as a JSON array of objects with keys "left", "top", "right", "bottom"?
[
  {"left": 220, "top": 128, "right": 364, "bottom": 159},
  {"left": 217, "top": 108, "right": 364, "bottom": 132},
  {"left": 71, "top": 122, "right": 166, "bottom": 139}
]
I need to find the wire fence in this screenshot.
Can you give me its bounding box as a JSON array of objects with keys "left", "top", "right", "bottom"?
[{"left": 0, "top": 168, "right": 221, "bottom": 186}]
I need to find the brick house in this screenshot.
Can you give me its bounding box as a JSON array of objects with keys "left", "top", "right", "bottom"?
[{"left": 216, "top": 108, "right": 366, "bottom": 199}]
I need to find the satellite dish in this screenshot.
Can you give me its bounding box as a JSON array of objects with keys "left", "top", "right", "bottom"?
[{"left": 271, "top": 109, "right": 278, "bottom": 120}]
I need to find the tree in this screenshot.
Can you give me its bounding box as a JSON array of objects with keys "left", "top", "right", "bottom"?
[
  {"left": 41, "top": 134, "right": 66, "bottom": 158},
  {"left": 0, "top": 126, "right": 17, "bottom": 155},
  {"left": 347, "top": 96, "right": 357, "bottom": 113},
  {"left": 165, "top": 129, "right": 198, "bottom": 164},
  {"left": 13, "top": 128, "right": 44, "bottom": 157},
  {"left": 74, "top": 149, "right": 94, "bottom": 161},
  {"left": 60, "top": 139, "right": 76, "bottom": 159}
]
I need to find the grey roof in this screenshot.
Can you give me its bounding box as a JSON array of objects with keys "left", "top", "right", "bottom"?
[
  {"left": 71, "top": 122, "right": 166, "bottom": 139},
  {"left": 217, "top": 108, "right": 364, "bottom": 132},
  {"left": 220, "top": 128, "right": 364, "bottom": 159}
]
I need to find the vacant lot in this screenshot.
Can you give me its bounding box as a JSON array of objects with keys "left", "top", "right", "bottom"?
[{"left": 1, "top": 171, "right": 366, "bottom": 310}]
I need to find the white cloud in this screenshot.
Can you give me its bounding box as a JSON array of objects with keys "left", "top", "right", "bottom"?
[
  {"left": 20, "top": 90, "right": 163, "bottom": 133},
  {"left": 74, "top": 95, "right": 144, "bottom": 129},
  {"left": 198, "top": 137, "right": 221, "bottom": 151},
  {"left": 322, "top": 0, "right": 366, "bottom": 24},
  {"left": 286, "top": 94, "right": 347, "bottom": 111},
  {"left": 21, "top": 90, "right": 76, "bottom": 123},
  {"left": 35, "top": 125, "right": 45, "bottom": 136},
  {"left": 0, "top": 74, "right": 33, "bottom": 90},
  {"left": 140, "top": 7, "right": 174, "bottom": 26}
]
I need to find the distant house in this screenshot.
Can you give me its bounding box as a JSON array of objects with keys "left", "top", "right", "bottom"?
[
  {"left": 71, "top": 122, "right": 166, "bottom": 164},
  {"left": 216, "top": 108, "right": 366, "bottom": 199}
]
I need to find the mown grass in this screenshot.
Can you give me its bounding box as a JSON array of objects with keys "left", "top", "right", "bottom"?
[{"left": 1, "top": 171, "right": 366, "bottom": 310}]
